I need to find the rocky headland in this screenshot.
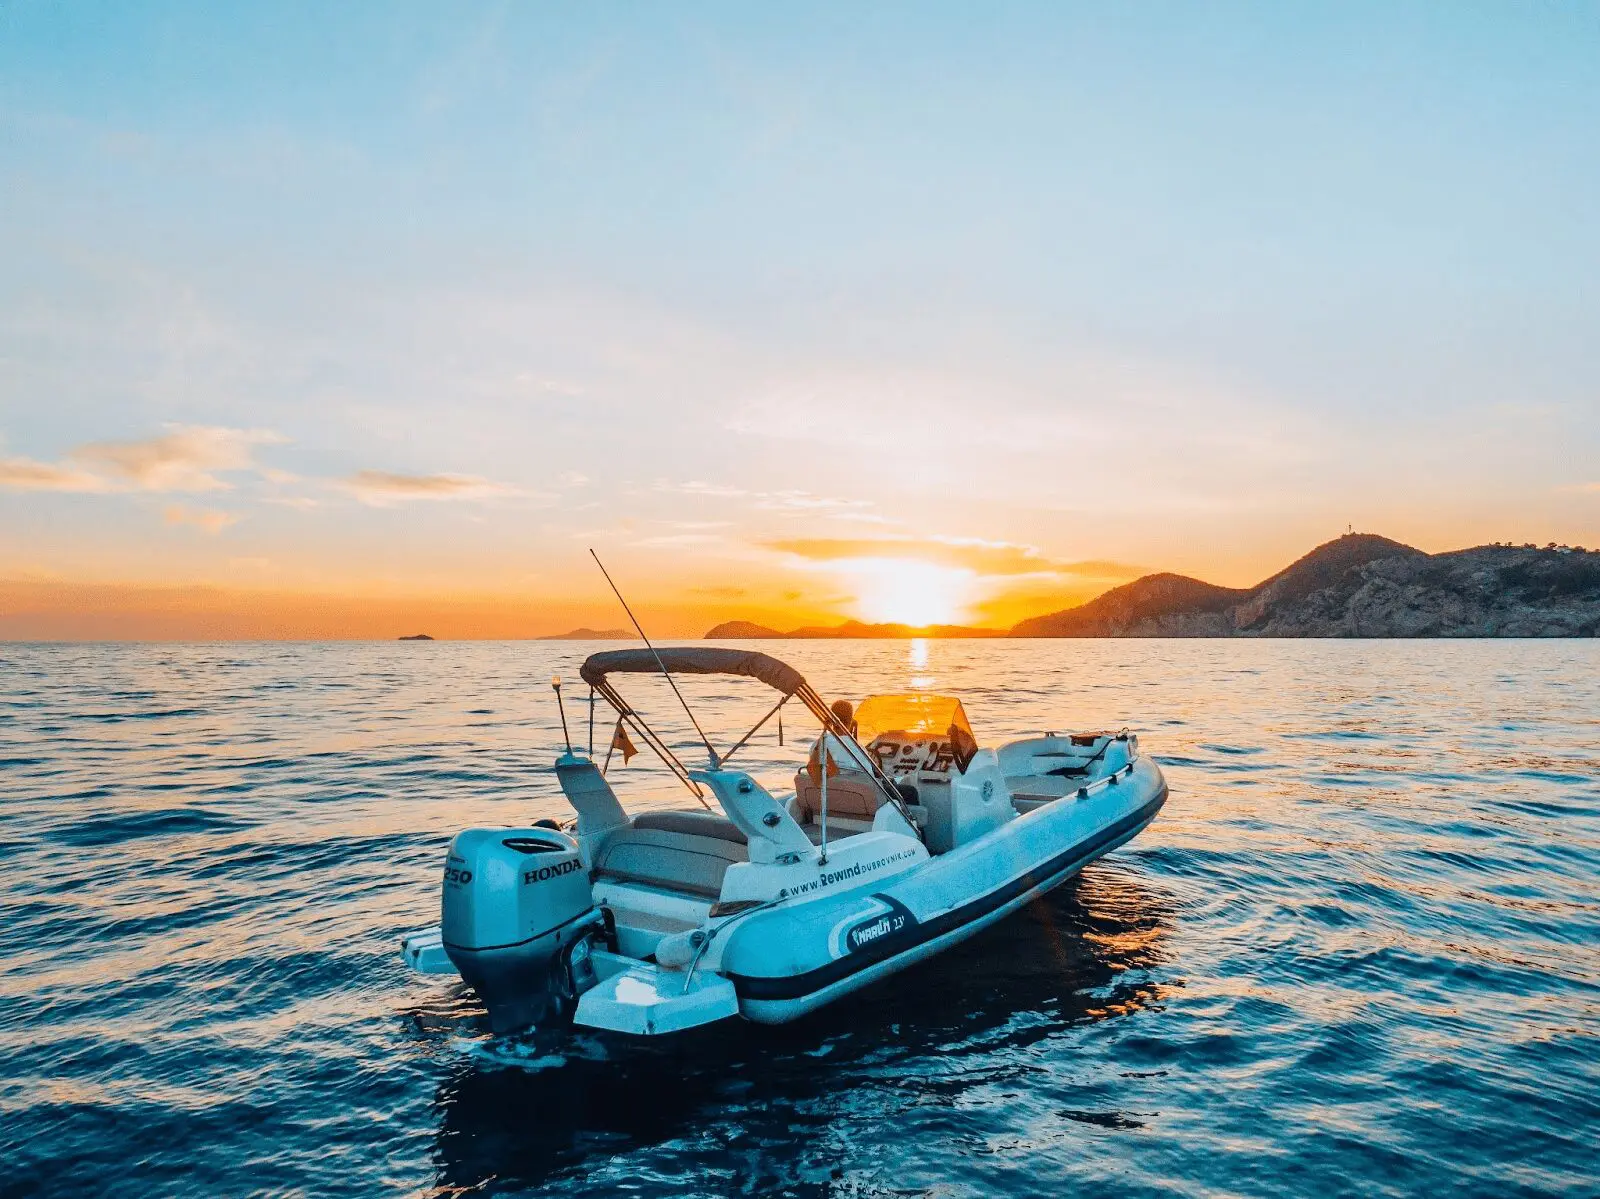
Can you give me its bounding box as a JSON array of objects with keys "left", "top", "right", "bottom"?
[{"left": 1011, "top": 535, "right": 1600, "bottom": 637}]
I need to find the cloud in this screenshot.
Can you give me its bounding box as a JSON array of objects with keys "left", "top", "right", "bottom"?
[
  {"left": 340, "top": 469, "right": 525, "bottom": 506},
  {"left": 74, "top": 426, "right": 286, "bottom": 491},
  {"left": 690, "top": 585, "right": 747, "bottom": 599},
  {"left": 659, "top": 479, "right": 878, "bottom": 517},
  {"left": 163, "top": 505, "right": 240, "bottom": 534},
  {"left": 0, "top": 456, "right": 109, "bottom": 492},
  {"left": 819, "top": 509, "right": 893, "bottom": 524},
  {"left": 761, "top": 535, "right": 1144, "bottom": 580},
  {"left": 666, "top": 480, "right": 749, "bottom": 498},
  {"left": 2, "top": 425, "right": 285, "bottom": 494},
  {"left": 722, "top": 364, "right": 1331, "bottom": 519},
  {"left": 630, "top": 532, "right": 727, "bottom": 548},
  {"left": 754, "top": 490, "right": 873, "bottom": 513},
  {"left": 559, "top": 471, "right": 590, "bottom": 487}
]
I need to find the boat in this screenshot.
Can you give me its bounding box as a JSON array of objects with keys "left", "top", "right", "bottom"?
[{"left": 401, "top": 646, "right": 1168, "bottom": 1035}]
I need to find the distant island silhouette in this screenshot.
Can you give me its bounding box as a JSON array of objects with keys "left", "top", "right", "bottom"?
[
  {"left": 538, "top": 628, "right": 634, "bottom": 640},
  {"left": 398, "top": 633, "right": 434, "bottom": 640},
  {"left": 706, "top": 535, "right": 1600, "bottom": 639}
]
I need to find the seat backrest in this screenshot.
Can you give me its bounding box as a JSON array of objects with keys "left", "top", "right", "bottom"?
[
  {"left": 592, "top": 826, "right": 748, "bottom": 900},
  {"left": 793, "top": 769, "right": 885, "bottom": 822}
]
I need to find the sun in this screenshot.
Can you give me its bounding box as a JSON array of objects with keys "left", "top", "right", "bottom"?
[{"left": 845, "top": 558, "right": 974, "bottom": 627}]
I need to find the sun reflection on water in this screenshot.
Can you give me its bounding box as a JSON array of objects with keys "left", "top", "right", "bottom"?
[{"left": 908, "top": 636, "right": 934, "bottom": 690}]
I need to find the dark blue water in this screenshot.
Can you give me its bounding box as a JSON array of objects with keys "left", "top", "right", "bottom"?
[{"left": 2, "top": 640, "right": 1596, "bottom": 1197}]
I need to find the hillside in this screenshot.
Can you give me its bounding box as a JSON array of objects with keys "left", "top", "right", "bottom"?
[
  {"left": 1011, "top": 535, "right": 1600, "bottom": 637},
  {"left": 704, "top": 620, "right": 784, "bottom": 638}
]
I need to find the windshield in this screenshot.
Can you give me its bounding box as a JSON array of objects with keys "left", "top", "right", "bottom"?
[{"left": 853, "top": 693, "right": 974, "bottom": 745}]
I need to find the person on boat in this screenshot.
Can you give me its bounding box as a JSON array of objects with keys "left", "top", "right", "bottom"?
[{"left": 807, "top": 698, "right": 863, "bottom": 778}]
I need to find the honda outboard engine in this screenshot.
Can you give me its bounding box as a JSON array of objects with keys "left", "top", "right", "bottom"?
[{"left": 440, "top": 826, "right": 604, "bottom": 1032}]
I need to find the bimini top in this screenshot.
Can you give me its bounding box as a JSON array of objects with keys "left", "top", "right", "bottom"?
[{"left": 579, "top": 647, "right": 806, "bottom": 697}]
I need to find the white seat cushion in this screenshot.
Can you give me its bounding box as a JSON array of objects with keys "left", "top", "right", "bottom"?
[{"left": 592, "top": 826, "right": 748, "bottom": 900}]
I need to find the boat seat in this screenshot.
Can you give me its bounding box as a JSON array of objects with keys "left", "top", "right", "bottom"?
[
  {"left": 792, "top": 769, "right": 885, "bottom": 822},
  {"left": 631, "top": 808, "right": 747, "bottom": 844},
  {"left": 791, "top": 768, "right": 887, "bottom": 843},
  {"left": 1005, "top": 775, "right": 1076, "bottom": 802},
  {"left": 799, "top": 815, "right": 875, "bottom": 844},
  {"left": 592, "top": 826, "right": 748, "bottom": 900}
]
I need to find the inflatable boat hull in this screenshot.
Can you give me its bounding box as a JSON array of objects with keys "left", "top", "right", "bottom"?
[{"left": 720, "top": 756, "right": 1167, "bottom": 1024}]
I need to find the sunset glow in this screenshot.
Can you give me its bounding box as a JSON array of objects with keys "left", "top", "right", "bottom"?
[
  {"left": 1, "top": 6, "right": 1596, "bottom": 639},
  {"left": 844, "top": 560, "right": 975, "bottom": 628}
]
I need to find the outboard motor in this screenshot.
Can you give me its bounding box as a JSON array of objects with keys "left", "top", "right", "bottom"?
[{"left": 440, "top": 826, "right": 604, "bottom": 1032}]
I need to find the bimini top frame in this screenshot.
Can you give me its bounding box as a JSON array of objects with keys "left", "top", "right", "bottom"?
[{"left": 578, "top": 646, "right": 920, "bottom": 835}]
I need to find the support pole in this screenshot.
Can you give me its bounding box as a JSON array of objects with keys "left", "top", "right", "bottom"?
[
  {"left": 819, "top": 743, "right": 830, "bottom": 865},
  {"left": 721, "top": 693, "right": 788, "bottom": 765},
  {"left": 552, "top": 677, "right": 572, "bottom": 755}
]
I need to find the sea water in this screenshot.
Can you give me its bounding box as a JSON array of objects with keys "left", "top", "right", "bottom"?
[{"left": 0, "top": 639, "right": 1596, "bottom": 1197}]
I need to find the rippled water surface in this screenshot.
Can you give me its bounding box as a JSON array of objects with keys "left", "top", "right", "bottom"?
[{"left": 2, "top": 639, "right": 1597, "bottom": 1198}]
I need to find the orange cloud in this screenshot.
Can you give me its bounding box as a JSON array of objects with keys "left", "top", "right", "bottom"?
[
  {"left": 74, "top": 426, "right": 286, "bottom": 491},
  {"left": 762, "top": 535, "right": 1144, "bottom": 580},
  {"left": 2, "top": 425, "right": 286, "bottom": 494},
  {"left": 340, "top": 470, "right": 527, "bottom": 506},
  {"left": 163, "top": 505, "right": 241, "bottom": 534},
  {"left": 0, "top": 456, "right": 108, "bottom": 492}
]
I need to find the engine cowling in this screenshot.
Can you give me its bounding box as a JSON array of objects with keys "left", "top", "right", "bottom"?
[{"left": 440, "top": 827, "right": 601, "bottom": 1031}]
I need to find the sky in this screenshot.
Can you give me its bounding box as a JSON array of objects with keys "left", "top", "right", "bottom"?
[{"left": 2, "top": 1, "right": 1597, "bottom": 638}]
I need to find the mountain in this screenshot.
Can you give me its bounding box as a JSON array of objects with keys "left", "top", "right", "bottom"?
[
  {"left": 538, "top": 627, "right": 634, "bottom": 640},
  {"left": 704, "top": 619, "right": 1005, "bottom": 639},
  {"left": 704, "top": 620, "right": 784, "bottom": 638},
  {"left": 1011, "top": 535, "right": 1600, "bottom": 637}
]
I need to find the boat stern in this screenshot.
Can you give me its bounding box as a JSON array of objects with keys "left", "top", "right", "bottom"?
[{"left": 573, "top": 951, "right": 740, "bottom": 1035}]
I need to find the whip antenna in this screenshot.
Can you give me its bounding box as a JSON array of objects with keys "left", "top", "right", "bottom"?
[
  {"left": 589, "top": 549, "right": 720, "bottom": 767},
  {"left": 551, "top": 675, "right": 573, "bottom": 755}
]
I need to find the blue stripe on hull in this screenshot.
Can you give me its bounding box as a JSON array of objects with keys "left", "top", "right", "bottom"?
[{"left": 727, "top": 783, "right": 1168, "bottom": 1005}]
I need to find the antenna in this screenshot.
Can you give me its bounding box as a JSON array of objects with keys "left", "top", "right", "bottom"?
[
  {"left": 589, "top": 549, "right": 720, "bottom": 767},
  {"left": 551, "top": 675, "right": 573, "bottom": 755}
]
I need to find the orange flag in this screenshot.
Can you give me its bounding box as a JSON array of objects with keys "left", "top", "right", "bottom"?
[
  {"left": 805, "top": 741, "right": 841, "bottom": 787},
  {"left": 611, "top": 721, "right": 638, "bottom": 765}
]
